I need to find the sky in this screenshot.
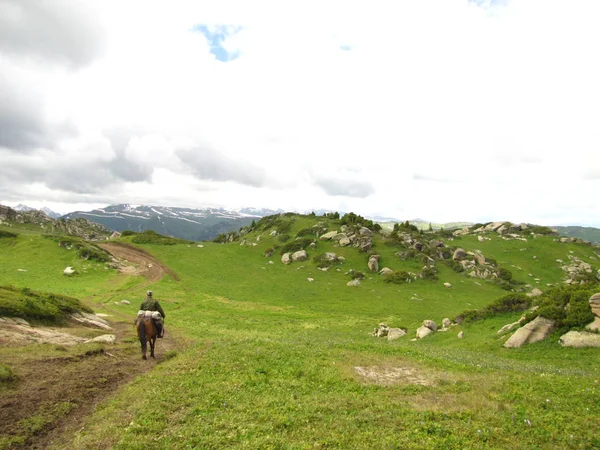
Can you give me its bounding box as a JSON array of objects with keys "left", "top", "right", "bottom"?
[{"left": 1, "top": 0, "right": 599, "bottom": 226}]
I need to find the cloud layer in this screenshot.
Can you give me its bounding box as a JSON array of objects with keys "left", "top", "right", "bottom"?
[{"left": 1, "top": 0, "right": 599, "bottom": 225}]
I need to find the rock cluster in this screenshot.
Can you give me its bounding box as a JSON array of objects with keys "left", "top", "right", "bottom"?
[
  {"left": 319, "top": 225, "right": 373, "bottom": 252},
  {"left": 561, "top": 255, "right": 595, "bottom": 284},
  {"left": 371, "top": 323, "right": 407, "bottom": 341}
]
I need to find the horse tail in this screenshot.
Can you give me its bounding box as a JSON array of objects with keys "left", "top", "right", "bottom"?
[{"left": 138, "top": 318, "right": 147, "bottom": 343}]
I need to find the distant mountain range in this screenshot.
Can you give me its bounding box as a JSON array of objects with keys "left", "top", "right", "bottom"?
[
  {"left": 62, "top": 204, "right": 284, "bottom": 241},
  {"left": 12, "top": 204, "right": 61, "bottom": 219},
  {"left": 553, "top": 226, "right": 600, "bottom": 244}
]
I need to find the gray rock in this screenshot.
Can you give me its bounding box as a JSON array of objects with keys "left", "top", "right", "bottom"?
[
  {"left": 359, "top": 227, "right": 372, "bottom": 236},
  {"left": 347, "top": 279, "right": 361, "bottom": 287},
  {"left": 443, "top": 282, "right": 452, "bottom": 288},
  {"left": 473, "top": 252, "right": 486, "bottom": 265},
  {"left": 292, "top": 250, "right": 308, "bottom": 262},
  {"left": 441, "top": 318, "right": 452, "bottom": 328},
  {"left": 453, "top": 248, "right": 466, "bottom": 261},
  {"left": 457, "top": 331, "right": 464, "bottom": 339},
  {"left": 559, "top": 330, "right": 600, "bottom": 348},
  {"left": 504, "top": 316, "right": 555, "bottom": 348},
  {"left": 416, "top": 326, "right": 435, "bottom": 339},
  {"left": 70, "top": 312, "right": 112, "bottom": 330},
  {"left": 281, "top": 253, "right": 292, "bottom": 265},
  {"left": 320, "top": 231, "right": 338, "bottom": 240},
  {"left": 339, "top": 235, "right": 351, "bottom": 246},
  {"left": 120, "top": 300, "right": 131, "bottom": 305},
  {"left": 387, "top": 328, "right": 407, "bottom": 341},
  {"left": 422, "top": 320, "right": 438, "bottom": 331},
  {"left": 88, "top": 334, "right": 116, "bottom": 344},
  {"left": 497, "top": 321, "right": 521, "bottom": 334},
  {"left": 379, "top": 267, "right": 393, "bottom": 276},
  {"left": 368, "top": 256, "right": 380, "bottom": 273},
  {"left": 63, "top": 266, "right": 76, "bottom": 275},
  {"left": 527, "top": 288, "right": 543, "bottom": 297}
]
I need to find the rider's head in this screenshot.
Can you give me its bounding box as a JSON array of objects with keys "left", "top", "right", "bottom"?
[{"left": 147, "top": 290, "right": 153, "bottom": 297}]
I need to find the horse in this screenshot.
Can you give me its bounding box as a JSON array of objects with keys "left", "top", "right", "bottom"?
[{"left": 136, "top": 316, "right": 158, "bottom": 360}]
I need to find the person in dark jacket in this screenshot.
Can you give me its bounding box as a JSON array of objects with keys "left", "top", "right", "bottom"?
[{"left": 139, "top": 290, "right": 166, "bottom": 337}]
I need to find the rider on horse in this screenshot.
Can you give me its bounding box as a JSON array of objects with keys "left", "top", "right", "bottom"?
[{"left": 139, "top": 290, "right": 166, "bottom": 337}]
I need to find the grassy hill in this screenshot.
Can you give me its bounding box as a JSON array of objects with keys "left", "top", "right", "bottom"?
[
  {"left": 1, "top": 215, "right": 599, "bottom": 449},
  {"left": 554, "top": 225, "right": 600, "bottom": 244}
]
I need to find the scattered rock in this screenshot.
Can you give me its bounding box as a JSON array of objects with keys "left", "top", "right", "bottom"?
[
  {"left": 422, "top": 320, "right": 438, "bottom": 331},
  {"left": 120, "top": 300, "right": 131, "bottom": 305},
  {"left": 281, "top": 253, "right": 292, "bottom": 265},
  {"left": 87, "top": 334, "right": 116, "bottom": 344},
  {"left": 63, "top": 266, "right": 76, "bottom": 275},
  {"left": 307, "top": 278, "right": 314, "bottom": 282},
  {"left": 347, "top": 279, "right": 361, "bottom": 287},
  {"left": 320, "top": 231, "right": 338, "bottom": 241},
  {"left": 292, "top": 250, "right": 308, "bottom": 262},
  {"left": 110, "top": 231, "right": 121, "bottom": 239},
  {"left": 497, "top": 321, "right": 521, "bottom": 334},
  {"left": 452, "top": 248, "right": 466, "bottom": 261},
  {"left": 443, "top": 282, "right": 452, "bottom": 288},
  {"left": 526, "top": 288, "right": 543, "bottom": 297},
  {"left": 379, "top": 267, "right": 393, "bottom": 276},
  {"left": 441, "top": 318, "right": 452, "bottom": 328},
  {"left": 558, "top": 330, "right": 600, "bottom": 348},
  {"left": 69, "top": 312, "right": 112, "bottom": 330},
  {"left": 457, "top": 331, "right": 464, "bottom": 339},
  {"left": 368, "top": 255, "right": 380, "bottom": 273},
  {"left": 372, "top": 323, "right": 389, "bottom": 337},
  {"left": 387, "top": 328, "right": 407, "bottom": 341},
  {"left": 504, "top": 316, "right": 555, "bottom": 348},
  {"left": 416, "top": 326, "right": 435, "bottom": 339}
]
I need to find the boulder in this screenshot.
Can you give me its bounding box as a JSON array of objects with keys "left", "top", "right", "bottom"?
[
  {"left": 372, "top": 323, "right": 389, "bottom": 337},
  {"left": 497, "top": 321, "right": 521, "bottom": 334},
  {"left": 281, "top": 253, "right": 292, "bottom": 265},
  {"left": 441, "top": 318, "right": 452, "bottom": 328},
  {"left": 527, "top": 288, "right": 543, "bottom": 297},
  {"left": 359, "top": 227, "right": 372, "bottom": 236},
  {"left": 324, "top": 252, "right": 338, "bottom": 261},
  {"left": 457, "top": 331, "right": 464, "bottom": 339},
  {"left": 347, "top": 279, "right": 360, "bottom": 287},
  {"left": 422, "top": 320, "right": 438, "bottom": 331},
  {"left": 63, "top": 266, "right": 75, "bottom": 275},
  {"left": 558, "top": 330, "right": 600, "bottom": 348},
  {"left": 387, "top": 328, "right": 407, "bottom": 341},
  {"left": 379, "top": 267, "right": 393, "bottom": 276},
  {"left": 69, "top": 312, "right": 112, "bottom": 330},
  {"left": 320, "top": 231, "right": 338, "bottom": 241},
  {"left": 473, "top": 252, "right": 486, "bottom": 265},
  {"left": 368, "top": 256, "right": 380, "bottom": 273},
  {"left": 587, "top": 293, "right": 600, "bottom": 331},
  {"left": 339, "top": 235, "right": 351, "bottom": 247},
  {"left": 292, "top": 250, "right": 308, "bottom": 262},
  {"left": 307, "top": 278, "right": 314, "bottom": 282},
  {"left": 110, "top": 231, "right": 121, "bottom": 239},
  {"left": 504, "top": 316, "right": 555, "bottom": 348},
  {"left": 358, "top": 237, "right": 372, "bottom": 252},
  {"left": 88, "top": 334, "right": 116, "bottom": 344},
  {"left": 120, "top": 300, "right": 131, "bottom": 305},
  {"left": 452, "top": 248, "right": 466, "bottom": 261},
  {"left": 443, "top": 282, "right": 452, "bottom": 288},
  {"left": 416, "top": 326, "right": 435, "bottom": 339}
]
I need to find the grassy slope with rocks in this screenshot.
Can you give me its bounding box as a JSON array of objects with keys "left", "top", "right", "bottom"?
[{"left": 1, "top": 216, "right": 599, "bottom": 449}]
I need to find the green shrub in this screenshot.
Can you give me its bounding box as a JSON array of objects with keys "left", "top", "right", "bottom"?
[
  {"left": 383, "top": 270, "right": 413, "bottom": 284},
  {"left": 349, "top": 270, "right": 365, "bottom": 280},
  {"left": 419, "top": 266, "right": 438, "bottom": 280},
  {"left": 121, "top": 230, "right": 137, "bottom": 236},
  {"left": 42, "top": 235, "right": 110, "bottom": 262},
  {"left": 498, "top": 267, "right": 513, "bottom": 281},
  {"left": 445, "top": 260, "right": 464, "bottom": 273},
  {"left": 396, "top": 249, "right": 416, "bottom": 261},
  {"left": 526, "top": 285, "right": 596, "bottom": 330},
  {"left": 455, "top": 293, "right": 532, "bottom": 323},
  {"left": 313, "top": 254, "right": 334, "bottom": 269},
  {"left": 0, "top": 230, "right": 18, "bottom": 238},
  {"left": 278, "top": 234, "right": 290, "bottom": 242},
  {"left": 296, "top": 228, "right": 315, "bottom": 237},
  {"left": 0, "top": 364, "right": 16, "bottom": 382},
  {"left": 0, "top": 285, "right": 92, "bottom": 322},
  {"left": 280, "top": 239, "right": 313, "bottom": 255},
  {"left": 528, "top": 225, "right": 555, "bottom": 235},
  {"left": 132, "top": 230, "right": 188, "bottom": 245}
]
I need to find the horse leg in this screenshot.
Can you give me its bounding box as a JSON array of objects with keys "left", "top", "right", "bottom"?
[
  {"left": 150, "top": 336, "right": 156, "bottom": 358},
  {"left": 138, "top": 320, "right": 148, "bottom": 360}
]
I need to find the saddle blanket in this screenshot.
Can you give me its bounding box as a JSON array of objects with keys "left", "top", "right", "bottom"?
[{"left": 137, "top": 310, "right": 162, "bottom": 320}]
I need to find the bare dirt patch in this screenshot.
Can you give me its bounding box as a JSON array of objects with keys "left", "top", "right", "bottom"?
[
  {"left": 98, "top": 242, "right": 179, "bottom": 282},
  {"left": 0, "top": 321, "right": 181, "bottom": 450},
  {"left": 354, "top": 365, "right": 435, "bottom": 386}
]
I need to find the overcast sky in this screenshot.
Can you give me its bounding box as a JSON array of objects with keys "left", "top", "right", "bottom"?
[{"left": 1, "top": 0, "right": 599, "bottom": 225}]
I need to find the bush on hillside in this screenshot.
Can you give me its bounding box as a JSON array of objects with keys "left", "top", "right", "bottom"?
[
  {"left": 0, "top": 363, "right": 16, "bottom": 383},
  {"left": 132, "top": 230, "right": 189, "bottom": 245},
  {"left": 383, "top": 270, "right": 413, "bottom": 284},
  {"left": 348, "top": 270, "right": 365, "bottom": 280},
  {"left": 445, "top": 260, "right": 464, "bottom": 273},
  {"left": 121, "top": 230, "right": 137, "bottom": 236},
  {"left": 528, "top": 225, "right": 555, "bottom": 235},
  {"left": 419, "top": 266, "right": 438, "bottom": 280},
  {"left": 525, "top": 284, "right": 596, "bottom": 330},
  {"left": 0, "top": 285, "right": 92, "bottom": 322},
  {"left": 296, "top": 228, "right": 315, "bottom": 237},
  {"left": 498, "top": 267, "right": 513, "bottom": 281},
  {"left": 43, "top": 235, "right": 110, "bottom": 262},
  {"left": 278, "top": 234, "right": 290, "bottom": 242},
  {"left": 455, "top": 293, "right": 532, "bottom": 323},
  {"left": 313, "top": 253, "right": 337, "bottom": 269},
  {"left": 280, "top": 238, "right": 313, "bottom": 255},
  {"left": 0, "top": 230, "right": 18, "bottom": 238},
  {"left": 396, "top": 249, "right": 416, "bottom": 261}
]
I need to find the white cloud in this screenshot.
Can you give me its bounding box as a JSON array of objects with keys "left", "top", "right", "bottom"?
[{"left": 1, "top": 0, "right": 599, "bottom": 226}]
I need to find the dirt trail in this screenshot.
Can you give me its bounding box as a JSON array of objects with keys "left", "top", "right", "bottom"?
[
  {"left": 0, "top": 243, "right": 182, "bottom": 449},
  {"left": 98, "top": 242, "right": 179, "bottom": 282}
]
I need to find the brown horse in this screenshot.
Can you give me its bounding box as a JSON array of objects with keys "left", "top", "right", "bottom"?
[{"left": 136, "top": 317, "right": 158, "bottom": 360}]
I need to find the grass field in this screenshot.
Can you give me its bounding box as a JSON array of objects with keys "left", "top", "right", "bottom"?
[{"left": 1, "top": 219, "right": 599, "bottom": 449}]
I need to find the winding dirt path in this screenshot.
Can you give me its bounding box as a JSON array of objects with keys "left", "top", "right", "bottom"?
[
  {"left": 98, "top": 242, "right": 179, "bottom": 281},
  {"left": 0, "top": 243, "right": 182, "bottom": 449}
]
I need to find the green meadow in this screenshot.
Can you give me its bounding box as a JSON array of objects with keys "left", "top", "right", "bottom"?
[{"left": 1, "top": 218, "right": 599, "bottom": 449}]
